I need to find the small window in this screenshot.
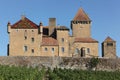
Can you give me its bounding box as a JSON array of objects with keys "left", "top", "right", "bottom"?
[
  {"left": 24, "top": 46, "right": 27, "bottom": 52},
  {"left": 61, "top": 47, "right": 64, "bottom": 53},
  {"left": 16, "top": 29, "right": 19, "bottom": 32},
  {"left": 45, "top": 48, "right": 48, "bottom": 51},
  {"left": 75, "top": 48, "right": 79, "bottom": 54},
  {"left": 107, "top": 43, "right": 113, "bottom": 46},
  {"left": 31, "top": 49, "right": 34, "bottom": 53},
  {"left": 24, "top": 30, "right": 27, "bottom": 36},
  {"left": 52, "top": 48, "right": 54, "bottom": 53},
  {"left": 61, "top": 38, "right": 64, "bottom": 43},
  {"left": 31, "top": 38, "right": 34, "bottom": 43},
  {"left": 24, "top": 36, "right": 27, "bottom": 40},
  {"left": 87, "top": 48, "right": 90, "bottom": 53},
  {"left": 32, "top": 30, "right": 34, "bottom": 32}
]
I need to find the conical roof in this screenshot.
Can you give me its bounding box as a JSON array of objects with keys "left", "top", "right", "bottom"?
[
  {"left": 103, "top": 36, "right": 116, "bottom": 42},
  {"left": 73, "top": 8, "right": 91, "bottom": 21}
]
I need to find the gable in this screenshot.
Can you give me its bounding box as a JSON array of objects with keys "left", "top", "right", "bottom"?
[{"left": 11, "top": 17, "right": 38, "bottom": 29}]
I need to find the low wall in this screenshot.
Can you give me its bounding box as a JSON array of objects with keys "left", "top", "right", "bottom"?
[{"left": 0, "top": 56, "right": 120, "bottom": 71}]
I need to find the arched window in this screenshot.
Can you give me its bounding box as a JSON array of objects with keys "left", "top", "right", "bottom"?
[
  {"left": 52, "top": 48, "right": 54, "bottom": 53},
  {"left": 87, "top": 48, "right": 90, "bottom": 53},
  {"left": 24, "top": 36, "right": 27, "bottom": 40},
  {"left": 31, "top": 38, "right": 34, "bottom": 43},
  {"left": 61, "top": 38, "right": 64, "bottom": 43},
  {"left": 61, "top": 47, "right": 64, "bottom": 53},
  {"left": 75, "top": 48, "right": 79, "bottom": 54},
  {"left": 24, "top": 46, "right": 27, "bottom": 52},
  {"left": 45, "top": 48, "right": 48, "bottom": 51},
  {"left": 31, "top": 49, "right": 34, "bottom": 53}
]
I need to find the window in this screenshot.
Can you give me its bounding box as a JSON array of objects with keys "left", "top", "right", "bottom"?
[
  {"left": 31, "top": 38, "right": 34, "bottom": 43},
  {"left": 61, "top": 47, "right": 64, "bottom": 53},
  {"left": 75, "top": 48, "right": 79, "bottom": 54},
  {"left": 52, "top": 48, "right": 54, "bottom": 53},
  {"left": 24, "top": 36, "right": 27, "bottom": 40},
  {"left": 107, "top": 43, "right": 113, "bottom": 46},
  {"left": 16, "top": 29, "right": 19, "bottom": 32},
  {"left": 24, "top": 46, "right": 27, "bottom": 52},
  {"left": 61, "top": 38, "right": 64, "bottom": 43},
  {"left": 25, "top": 30, "right": 27, "bottom": 32},
  {"left": 45, "top": 48, "right": 48, "bottom": 51},
  {"left": 32, "top": 30, "right": 34, "bottom": 32},
  {"left": 31, "top": 49, "right": 34, "bottom": 53},
  {"left": 87, "top": 48, "right": 90, "bottom": 53}
]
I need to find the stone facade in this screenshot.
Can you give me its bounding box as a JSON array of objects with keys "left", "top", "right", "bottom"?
[
  {"left": 102, "top": 37, "right": 116, "bottom": 58},
  {"left": 7, "top": 8, "right": 116, "bottom": 57},
  {"left": 0, "top": 56, "right": 120, "bottom": 71}
]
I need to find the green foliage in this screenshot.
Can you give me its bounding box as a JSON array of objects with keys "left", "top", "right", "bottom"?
[
  {"left": 0, "top": 65, "right": 45, "bottom": 80},
  {"left": 48, "top": 68, "right": 120, "bottom": 80},
  {"left": 0, "top": 65, "right": 120, "bottom": 80},
  {"left": 89, "top": 57, "right": 99, "bottom": 69}
]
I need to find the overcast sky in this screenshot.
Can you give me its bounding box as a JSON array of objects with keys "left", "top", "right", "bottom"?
[{"left": 0, "top": 0, "right": 120, "bottom": 57}]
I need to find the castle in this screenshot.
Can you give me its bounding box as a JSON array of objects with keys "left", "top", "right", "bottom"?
[{"left": 7, "top": 8, "right": 116, "bottom": 58}]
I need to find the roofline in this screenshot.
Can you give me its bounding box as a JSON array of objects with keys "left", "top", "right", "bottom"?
[{"left": 74, "top": 41, "right": 99, "bottom": 43}]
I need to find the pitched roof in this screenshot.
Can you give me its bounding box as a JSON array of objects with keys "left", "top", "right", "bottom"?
[
  {"left": 11, "top": 17, "right": 38, "bottom": 29},
  {"left": 74, "top": 37, "right": 98, "bottom": 43},
  {"left": 41, "top": 37, "right": 58, "bottom": 46},
  {"left": 73, "top": 8, "right": 91, "bottom": 21},
  {"left": 103, "top": 36, "right": 116, "bottom": 42}
]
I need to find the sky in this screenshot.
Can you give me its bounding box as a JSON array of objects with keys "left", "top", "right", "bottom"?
[{"left": 0, "top": 0, "right": 120, "bottom": 57}]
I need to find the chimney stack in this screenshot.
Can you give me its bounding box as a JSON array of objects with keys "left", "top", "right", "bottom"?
[
  {"left": 7, "top": 22, "right": 11, "bottom": 33},
  {"left": 49, "top": 18, "right": 56, "bottom": 26},
  {"left": 38, "top": 22, "right": 43, "bottom": 34}
]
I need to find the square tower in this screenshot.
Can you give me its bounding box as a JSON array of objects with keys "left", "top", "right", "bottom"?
[
  {"left": 102, "top": 36, "right": 116, "bottom": 58},
  {"left": 71, "top": 8, "right": 91, "bottom": 38}
]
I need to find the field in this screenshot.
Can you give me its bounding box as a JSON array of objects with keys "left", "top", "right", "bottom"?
[{"left": 0, "top": 65, "right": 120, "bottom": 80}]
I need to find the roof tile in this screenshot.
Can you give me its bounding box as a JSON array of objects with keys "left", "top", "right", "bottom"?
[
  {"left": 41, "top": 37, "right": 58, "bottom": 46},
  {"left": 11, "top": 17, "right": 38, "bottom": 29},
  {"left": 104, "top": 36, "right": 116, "bottom": 42},
  {"left": 73, "top": 8, "right": 91, "bottom": 21},
  {"left": 74, "top": 37, "right": 98, "bottom": 43}
]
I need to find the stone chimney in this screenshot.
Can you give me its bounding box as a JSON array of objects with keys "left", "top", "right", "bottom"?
[
  {"left": 49, "top": 18, "right": 56, "bottom": 36},
  {"left": 7, "top": 22, "right": 11, "bottom": 33},
  {"left": 49, "top": 18, "right": 56, "bottom": 26},
  {"left": 38, "top": 22, "right": 43, "bottom": 34}
]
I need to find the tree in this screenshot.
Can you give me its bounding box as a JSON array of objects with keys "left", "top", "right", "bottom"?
[{"left": 89, "top": 57, "right": 99, "bottom": 70}]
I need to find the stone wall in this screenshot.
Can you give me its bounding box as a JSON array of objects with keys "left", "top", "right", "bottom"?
[{"left": 0, "top": 56, "right": 120, "bottom": 71}]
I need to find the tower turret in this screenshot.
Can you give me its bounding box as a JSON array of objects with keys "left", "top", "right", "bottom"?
[
  {"left": 102, "top": 36, "right": 116, "bottom": 58},
  {"left": 71, "top": 8, "right": 91, "bottom": 38}
]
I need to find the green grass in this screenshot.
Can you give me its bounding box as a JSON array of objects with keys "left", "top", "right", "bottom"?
[
  {"left": 0, "top": 65, "right": 45, "bottom": 80},
  {"left": 48, "top": 68, "right": 120, "bottom": 80},
  {"left": 0, "top": 65, "right": 119, "bottom": 80}
]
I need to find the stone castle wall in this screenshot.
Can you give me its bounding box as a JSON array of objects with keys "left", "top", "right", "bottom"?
[{"left": 0, "top": 56, "right": 120, "bottom": 71}]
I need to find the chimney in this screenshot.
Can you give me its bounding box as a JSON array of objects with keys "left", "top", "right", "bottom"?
[
  {"left": 38, "top": 22, "right": 43, "bottom": 34},
  {"left": 7, "top": 22, "right": 11, "bottom": 33},
  {"left": 49, "top": 18, "right": 56, "bottom": 26}
]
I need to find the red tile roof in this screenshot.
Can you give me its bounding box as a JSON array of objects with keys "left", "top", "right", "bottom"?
[
  {"left": 11, "top": 17, "right": 38, "bottom": 29},
  {"left": 104, "top": 36, "right": 116, "bottom": 42},
  {"left": 41, "top": 37, "right": 58, "bottom": 46},
  {"left": 73, "top": 8, "right": 91, "bottom": 21},
  {"left": 74, "top": 37, "right": 98, "bottom": 43}
]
